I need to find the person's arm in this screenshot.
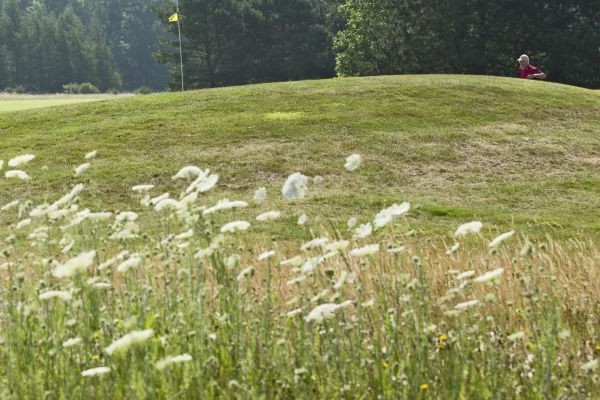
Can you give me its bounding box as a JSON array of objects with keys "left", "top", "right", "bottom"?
[{"left": 527, "top": 72, "right": 546, "bottom": 80}]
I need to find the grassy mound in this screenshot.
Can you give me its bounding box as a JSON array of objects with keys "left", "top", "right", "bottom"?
[{"left": 1, "top": 75, "right": 599, "bottom": 238}]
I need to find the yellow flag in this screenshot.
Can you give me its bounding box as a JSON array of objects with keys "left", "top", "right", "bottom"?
[{"left": 168, "top": 13, "right": 178, "bottom": 22}]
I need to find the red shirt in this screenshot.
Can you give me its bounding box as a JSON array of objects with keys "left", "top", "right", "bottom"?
[{"left": 519, "top": 64, "right": 542, "bottom": 79}]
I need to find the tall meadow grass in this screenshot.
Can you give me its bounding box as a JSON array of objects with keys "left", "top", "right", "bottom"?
[{"left": 0, "top": 155, "right": 598, "bottom": 399}]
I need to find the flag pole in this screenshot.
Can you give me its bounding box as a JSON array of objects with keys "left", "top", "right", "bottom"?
[{"left": 176, "top": 0, "right": 184, "bottom": 91}]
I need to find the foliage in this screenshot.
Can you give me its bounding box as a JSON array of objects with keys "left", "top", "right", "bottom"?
[
  {"left": 62, "top": 82, "right": 101, "bottom": 94},
  {"left": 156, "top": 0, "right": 339, "bottom": 89},
  {"left": 335, "top": 0, "right": 600, "bottom": 88},
  {"left": 0, "top": 0, "right": 167, "bottom": 92},
  {"left": 133, "top": 86, "right": 154, "bottom": 95}
]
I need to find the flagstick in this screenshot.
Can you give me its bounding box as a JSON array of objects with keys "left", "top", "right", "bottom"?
[{"left": 176, "top": 0, "right": 184, "bottom": 91}]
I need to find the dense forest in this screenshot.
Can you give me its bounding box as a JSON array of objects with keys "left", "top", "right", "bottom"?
[
  {"left": 0, "top": 0, "right": 169, "bottom": 92},
  {"left": 0, "top": 0, "right": 598, "bottom": 92}
]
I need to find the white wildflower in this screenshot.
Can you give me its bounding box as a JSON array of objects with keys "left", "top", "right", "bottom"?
[
  {"left": 454, "top": 299, "right": 480, "bottom": 310},
  {"left": 156, "top": 354, "right": 193, "bottom": 370},
  {"left": 444, "top": 309, "right": 462, "bottom": 317},
  {"left": 81, "top": 367, "right": 111, "bottom": 377},
  {"left": 15, "top": 218, "right": 31, "bottom": 229},
  {"left": 311, "top": 289, "right": 330, "bottom": 303},
  {"left": 489, "top": 231, "right": 515, "bottom": 248},
  {"left": 172, "top": 166, "right": 204, "bottom": 180},
  {"left": 361, "top": 299, "right": 375, "bottom": 308},
  {"left": 47, "top": 184, "right": 84, "bottom": 212},
  {"left": 8, "top": 154, "right": 35, "bottom": 167},
  {"left": 305, "top": 301, "right": 353, "bottom": 323},
  {"left": 61, "top": 240, "right": 75, "bottom": 254},
  {"left": 350, "top": 244, "right": 380, "bottom": 257},
  {"left": 74, "top": 163, "right": 91, "bottom": 176},
  {"left": 581, "top": 359, "right": 598, "bottom": 371},
  {"left": 179, "top": 191, "right": 198, "bottom": 208},
  {"left": 347, "top": 217, "right": 357, "bottom": 229},
  {"left": 387, "top": 246, "right": 405, "bottom": 254},
  {"left": 286, "top": 275, "right": 306, "bottom": 286},
  {"left": 507, "top": 331, "right": 526, "bottom": 342},
  {"left": 5, "top": 170, "right": 31, "bottom": 180},
  {"left": 194, "top": 247, "right": 214, "bottom": 259},
  {"left": 84, "top": 150, "right": 97, "bottom": 159},
  {"left": 299, "top": 255, "right": 329, "bottom": 274},
  {"left": 558, "top": 329, "right": 571, "bottom": 339},
  {"left": 52, "top": 250, "right": 96, "bottom": 278},
  {"left": 372, "top": 202, "right": 410, "bottom": 228},
  {"left": 325, "top": 240, "right": 350, "bottom": 252},
  {"left": 236, "top": 265, "right": 254, "bottom": 282},
  {"left": 280, "top": 255, "right": 304, "bottom": 267},
  {"left": 62, "top": 337, "right": 83, "bottom": 348},
  {"left": 105, "top": 329, "right": 154, "bottom": 355},
  {"left": 1, "top": 200, "right": 19, "bottom": 211},
  {"left": 286, "top": 308, "right": 303, "bottom": 318},
  {"left": 282, "top": 172, "right": 308, "bottom": 200},
  {"left": 473, "top": 268, "right": 504, "bottom": 283},
  {"left": 203, "top": 199, "right": 248, "bottom": 215},
  {"left": 294, "top": 367, "right": 308, "bottom": 375},
  {"left": 298, "top": 213, "right": 308, "bottom": 225},
  {"left": 149, "top": 193, "right": 170, "bottom": 206},
  {"left": 185, "top": 172, "right": 218, "bottom": 194},
  {"left": 254, "top": 187, "right": 267, "bottom": 203},
  {"left": 353, "top": 223, "right": 373, "bottom": 239},
  {"left": 298, "top": 256, "right": 319, "bottom": 274},
  {"left": 174, "top": 229, "right": 194, "bottom": 240},
  {"left": 116, "top": 254, "right": 141, "bottom": 273},
  {"left": 455, "top": 221, "right": 483, "bottom": 236},
  {"left": 258, "top": 250, "right": 276, "bottom": 261},
  {"left": 115, "top": 211, "right": 139, "bottom": 222},
  {"left": 456, "top": 270, "right": 476, "bottom": 280},
  {"left": 446, "top": 242, "right": 460, "bottom": 255},
  {"left": 256, "top": 211, "right": 281, "bottom": 221},
  {"left": 132, "top": 184, "right": 154, "bottom": 192},
  {"left": 155, "top": 198, "right": 180, "bottom": 212},
  {"left": 344, "top": 154, "right": 362, "bottom": 171},
  {"left": 92, "top": 282, "right": 112, "bottom": 289},
  {"left": 221, "top": 220, "right": 250, "bottom": 233},
  {"left": 333, "top": 271, "right": 348, "bottom": 290},
  {"left": 301, "top": 237, "right": 329, "bottom": 251},
  {"left": 39, "top": 290, "right": 72, "bottom": 302},
  {"left": 48, "top": 209, "right": 70, "bottom": 220},
  {"left": 97, "top": 250, "right": 129, "bottom": 271}
]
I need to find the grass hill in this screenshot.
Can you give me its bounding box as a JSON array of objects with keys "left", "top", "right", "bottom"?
[
  {"left": 1, "top": 75, "right": 599, "bottom": 398},
  {"left": 0, "top": 75, "right": 599, "bottom": 238}
]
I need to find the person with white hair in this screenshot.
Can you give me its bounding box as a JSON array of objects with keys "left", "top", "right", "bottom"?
[{"left": 517, "top": 54, "right": 547, "bottom": 80}]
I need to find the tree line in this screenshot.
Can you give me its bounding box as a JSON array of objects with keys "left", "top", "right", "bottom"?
[
  {"left": 0, "top": 0, "right": 169, "bottom": 92},
  {"left": 1, "top": 0, "right": 598, "bottom": 93}
]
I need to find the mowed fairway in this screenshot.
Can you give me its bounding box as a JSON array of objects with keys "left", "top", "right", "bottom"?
[
  {"left": 0, "top": 75, "right": 599, "bottom": 399},
  {"left": 0, "top": 94, "right": 122, "bottom": 113}
]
